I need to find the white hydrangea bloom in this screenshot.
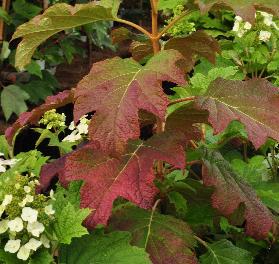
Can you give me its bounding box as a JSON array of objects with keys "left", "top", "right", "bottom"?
[
  {"left": 23, "top": 186, "right": 31, "bottom": 193},
  {"left": 0, "top": 220, "right": 9, "bottom": 234},
  {"left": 2, "top": 194, "right": 13, "bottom": 206},
  {"left": 259, "top": 30, "right": 271, "bottom": 42},
  {"left": 44, "top": 204, "right": 55, "bottom": 215},
  {"left": 8, "top": 217, "right": 24, "bottom": 232},
  {"left": 27, "top": 221, "right": 45, "bottom": 237},
  {"left": 4, "top": 239, "right": 21, "bottom": 253},
  {"left": 0, "top": 156, "right": 18, "bottom": 172},
  {"left": 25, "top": 238, "right": 42, "bottom": 251},
  {"left": 17, "top": 245, "right": 31, "bottom": 261},
  {"left": 69, "top": 121, "right": 75, "bottom": 131},
  {"left": 21, "top": 207, "right": 38, "bottom": 223},
  {"left": 40, "top": 234, "right": 50, "bottom": 248}
]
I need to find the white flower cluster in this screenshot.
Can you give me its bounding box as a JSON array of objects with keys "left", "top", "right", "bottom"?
[
  {"left": 232, "top": 16, "right": 252, "bottom": 37},
  {"left": 232, "top": 12, "right": 279, "bottom": 42},
  {"left": 0, "top": 180, "right": 55, "bottom": 260},
  {"left": 63, "top": 115, "right": 90, "bottom": 143},
  {"left": 0, "top": 153, "right": 17, "bottom": 173}
]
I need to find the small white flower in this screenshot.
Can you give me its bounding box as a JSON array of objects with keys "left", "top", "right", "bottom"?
[
  {"left": 17, "top": 245, "right": 30, "bottom": 261},
  {"left": 40, "top": 234, "right": 50, "bottom": 248},
  {"left": 15, "top": 183, "right": 21, "bottom": 190},
  {"left": 2, "top": 194, "right": 13, "bottom": 206},
  {"left": 27, "top": 221, "right": 45, "bottom": 237},
  {"left": 44, "top": 204, "right": 55, "bottom": 216},
  {"left": 8, "top": 217, "right": 24, "bottom": 232},
  {"left": 259, "top": 30, "right": 271, "bottom": 42},
  {"left": 25, "top": 238, "right": 42, "bottom": 251},
  {"left": 21, "top": 207, "right": 38, "bottom": 223},
  {"left": 243, "top": 22, "right": 252, "bottom": 30},
  {"left": 4, "top": 239, "right": 21, "bottom": 253},
  {"left": 260, "top": 11, "right": 274, "bottom": 26},
  {"left": 24, "top": 186, "right": 31, "bottom": 193},
  {"left": 49, "top": 190, "right": 55, "bottom": 200},
  {"left": 0, "top": 220, "right": 9, "bottom": 234},
  {"left": 77, "top": 123, "right": 88, "bottom": 134},
  {"left": 69, "top": 121, "right": 75, "bottom": 130},
  {"left": 0, "top": 165, "right": 6, "bottom": 172},
  {"left": 232, "top": 21, "right": 240, "bottom": 32},
  {"left": 25, "top": 195, "right": 34, "bottom": 203}
]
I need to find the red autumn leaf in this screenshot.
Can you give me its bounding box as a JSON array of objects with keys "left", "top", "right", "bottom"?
[
  {"left": 5, "top": 90, "right": 74, "bottom": 144},
  {"left": 164, "top": 30, "right": 220, "bottom": 72},
  {"left": 74, "top": 50, "right": 186, "bottom": 155},
  {"left": 196, "top": 78, "right": 279, "bottom": 149},
  {"left": 201, "top": 147, "right": 276, "bottom": 239},
  {"left": 111, "top": 27, "right": 133, "bottom": 44},
  {"left": 195, "top": 0, "right": 279, "bottom": 23},
  {"left": 109, "top": 205, "right": 198, "bottom": 264},
  {"left": 61, "top": 132, "right": 186, "bottom": 228}
]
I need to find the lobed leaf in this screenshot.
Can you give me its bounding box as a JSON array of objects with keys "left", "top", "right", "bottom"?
[
  {"left": 74, "top": 50, "right": 186, "bottom": 155},
  {"left": 109, "top": 205, "right": 198, "bottom": 264},
  {"left": 12, "top": 2, "right": 116, "bottom": 69},
  {"left": 201, "top": 147, "right": 276, "bottom": 239},
  {"left": 5, "top": 90, "right": 74, "bottom": 144},
  {"left": 196, "top": 78, "right": 279, "bottom": 149},
  {"left": 41, "top": 132, "right": 186, "bottom": 228},
  {"left": 165, "top": 30, "right": 220, "bottom": 72},
  {"left": 195, "top": 0, "right": 279, "bottom": 23}
]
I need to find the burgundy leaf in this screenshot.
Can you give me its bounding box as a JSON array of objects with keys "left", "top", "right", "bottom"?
[
  {"left": 201, "top": 147, "right": 276, "bottom": 239},
  {"left": 74, "top": 50, "right": 186, "bottom": 155},
  {"left": 61, "top": 132, "right": 186, "bottom": 227},
  {"left": 195, "top": 0, "right": 279, "bottom": 23},
  {"left": 164, "top": 30, "right": 220, "bottom": 72},
  {"left": 5, "top": 90, "right": 74, "bottom": 144},
  {"left": 110, "top": 205, "right": 198, "bottom": 264},
  {"left": 196, "top": 78, "right": 279, "bottom": 149},
  {"left": 129, "top": 40, "right": 153, "bottom": 62}
]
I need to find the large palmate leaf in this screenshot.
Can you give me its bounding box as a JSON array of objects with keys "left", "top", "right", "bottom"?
[
  {"left": 5, "top": 90, "right": 74, "bottom": 144},
  {"left": 50, "top": 132, "right": 186, "bottom": 227},
  {"left": 74, "top": 50, "right": 185, "bottom": 155},
  {"left": 196, "top": 78, "right": 279, "bottom": 149},
  {"left": 109, "top": 205, "right": 198, "bottom": 264},
  {"left": 60, "top": 231, "right": 151, "bottom": 264},
  {"left": 199, "top": 239, "right": 253, "bottom": 264},
  {"left": 12, "top": 2, "right": 117, "bottom": 69},
  {"left": 165, "top": 30, "right": 220, "bottom": 72},
  {"left": 201, "top": 147, "right": 275, "bottom": 239},
  {"left": 195, "top": 0, "right": 279, "bottom": 23}
]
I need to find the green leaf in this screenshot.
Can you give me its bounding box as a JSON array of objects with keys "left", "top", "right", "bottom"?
[
  {"left": 0, "top": 249, "right": 23, "bottom": 264},
  {"left": 100, "top": 0, "right": 121, "bottom": 16},
  {"left": 1, "top": 85, "right": 30, "bottom": 120},
  {"left": 28, "top": 249, "right": 53, "bottom": 264},
  {"left": 168, "top": 191, "right": 188, "bottom": 217},
  {"left": 25, "top": 60, "right": 43, "bottom": 78},
  {"left": 0, "top": 7, "right": 12, "bottom": 24},
  {"left": 110, "top": 205, "right": 198, "bottom": 264},
  {"left": 59, "top": 231, "right": 151, "bottom": 264},
  {"left": 12, "top": 0, "right": 42, "bottom": 19},
  {"left": 199, "top": 239, "right": 253, "bottom": 264},
  {"left": 13, "top": 3, "right": 116, "bottom": 69},
  {"left": 53, "top": 203, "right": 90, "bottom": 244},
  {"left": 52, "top": 181, "right": 90, "bottom": 244},
  {"left": 0, "top": 41, "right": 11, "bottom": 61},
  {"left": 0, "top": 135, "right": 10, "bottom": 158}
]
